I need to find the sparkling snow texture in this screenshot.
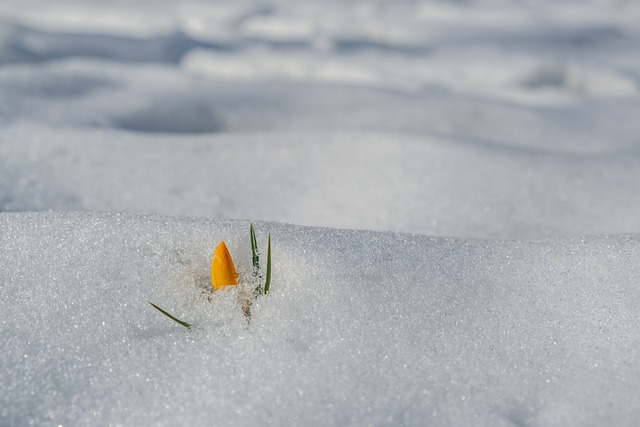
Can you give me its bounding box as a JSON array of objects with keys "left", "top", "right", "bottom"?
[
  {"left": 1, "top": 0, "right": 640, "bottom": 426},
  {"left": 2, "top": 213, "right": 639, "bottom": 426}
]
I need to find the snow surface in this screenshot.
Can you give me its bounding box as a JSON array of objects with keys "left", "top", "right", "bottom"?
[
  {"left": 1, "top": 0, "right": 640, "bottom": 426},
  {"left": 2, "top": 212, "right": 640, "bottom": 426}
]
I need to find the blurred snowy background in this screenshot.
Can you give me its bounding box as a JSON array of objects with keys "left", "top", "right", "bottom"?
[
  {"left": 1, "top": 0, "right": 639, "bottom": 238},
  {"left": 1, "top": 1, "right": 640, "bottom": 426}
]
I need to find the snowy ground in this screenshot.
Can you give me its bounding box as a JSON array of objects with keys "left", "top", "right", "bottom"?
[{"left": 1, "top": 1, "right": 640, "bottom": 426}]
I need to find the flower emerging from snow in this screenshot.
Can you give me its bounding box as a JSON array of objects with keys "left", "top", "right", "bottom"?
[{"left": 210, "top": 241, "right": 239, "bottom": 290}]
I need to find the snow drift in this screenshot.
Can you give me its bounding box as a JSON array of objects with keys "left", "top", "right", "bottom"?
[
  {"left": 1, "top": 212, "right": 639, "bottom": 426},
  {"left": 2, "top": 0, "right": 640, "bottom": 425}
]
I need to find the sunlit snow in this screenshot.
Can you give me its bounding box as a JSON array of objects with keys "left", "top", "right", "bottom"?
[{"left": 1, "top": 1, "right": 640, "bottom": 426}]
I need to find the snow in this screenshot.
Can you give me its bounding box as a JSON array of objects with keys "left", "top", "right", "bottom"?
[
  {"left": 2, "top": 212, "right": 639, "bottom": 426},
  {"left": 1, "top": 1, "right": 640, "bottom": 426}
]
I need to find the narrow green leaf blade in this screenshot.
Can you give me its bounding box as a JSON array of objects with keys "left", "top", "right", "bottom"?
[
  {"left": 149, "top": 302, "right": 192, "bottom": 329},
  {"left": 264, "top": 233, "right": 272, "bottom": 295},
  {"left": 250, "top": 223, "right": 260, "bottom": 274}
]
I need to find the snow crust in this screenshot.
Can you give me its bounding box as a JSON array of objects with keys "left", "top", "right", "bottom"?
[
  {"left": 2, "top": 212, "right": 639, "bottom": 426},
  {"left": 1, "top": 0, "right": 640, "bottom": 425}
]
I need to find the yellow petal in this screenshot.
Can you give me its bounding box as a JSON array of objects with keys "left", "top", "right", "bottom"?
[{"left": 211, "top": 241, "right": 239, "bottom": 290}]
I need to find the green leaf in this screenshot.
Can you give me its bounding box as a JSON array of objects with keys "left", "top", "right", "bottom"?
[
  {"left": 250, "top": 222, "right": 260, "bottom": 276},
  {"left": 264, "top": 233, "right": 272, "bottom": 295},
  {"left": 149, "top": 302, "right": 192, "bottom": 329},
  {"left": 250, "top": 223, "right": 264, "bottom": 297}
]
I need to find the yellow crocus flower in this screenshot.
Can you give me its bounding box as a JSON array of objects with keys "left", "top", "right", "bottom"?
[{"left": 211, "top": 241, "right": 239, "bottom": 290}]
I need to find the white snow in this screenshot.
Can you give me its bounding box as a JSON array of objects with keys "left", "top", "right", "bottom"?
[{"left": 1, "top": 1, "right": 640, "bottom": 426}]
